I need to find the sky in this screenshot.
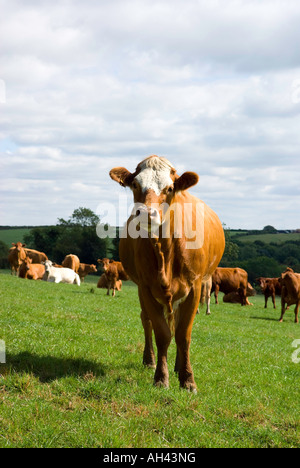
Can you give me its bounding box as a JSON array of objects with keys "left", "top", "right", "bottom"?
[{"left": 0, "top": 0, "right": 300, "bottom": 230}]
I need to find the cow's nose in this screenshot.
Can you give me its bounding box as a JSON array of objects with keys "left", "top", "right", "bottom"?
[{"left": 148, "top": 207, "right": 159, "bottom": 219}]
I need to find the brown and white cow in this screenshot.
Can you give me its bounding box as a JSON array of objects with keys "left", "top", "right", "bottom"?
[
  {"left": 212, "top": 267, "right": 249, "bottom": 306},
  {"left": 279, "top": 268, "right": 300, "bottom": 324},
  {"left": 255, "top": 277, "right": 282, "bottom": 309},
  {"left": 109, "top": 155, "right": 225, "bottom": 392},
  {"left": 18, "top": 257, "right": 46, "bottom": 280},
  {"left": 78, "top": 263, "right": 97, "bottom": 282},
  {"left": 8, "top": 242, "right": 27, "bottom": 275},
  {"left": 62, "top": 254, "right": 80, "bottom": 273},
  {"left": 97, "top": 258, "right": 129, "bottom": 296}
]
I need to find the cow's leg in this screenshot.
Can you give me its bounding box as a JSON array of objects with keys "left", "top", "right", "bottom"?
[
  {"left": 239, "top": 286, "right": 247, "bottom": 306},
  {"left": 206, "top": 291, "right": 211, "bottom": 315},
  {"left": 214, "top": 285, "right": 219, "bottom": 304},
  {"left": 279, "top": 296, "right": 286, "bottom": 322},
  {"left": 272, "top": 292, "right": 276, "bottom": 309},
  {"left": 264, "top": 294, "right": 268, "bottom": 308},
  {"left": 140, "top": 309, "right": 156, "bottom": 368},
  {"left": 138, "top": 287, "right": 171, "bottom": 388},
  {"left": 294, "top": 302, "right": 299, "bottom": 324},
  {"left": 175, "top": 284, "right": 201, "bottom": 393}
]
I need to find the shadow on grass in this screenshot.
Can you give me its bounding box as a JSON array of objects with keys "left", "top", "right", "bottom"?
[
  {"left": 4, "top": 351, "right": 106, "bottom": 383},
  {"left": 250, "top": 316, "right": 280, "bottom": 322}
]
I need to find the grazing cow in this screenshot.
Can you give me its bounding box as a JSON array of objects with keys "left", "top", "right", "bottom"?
[
  {"left": 97, "top": 273, "right": 122, "bottom": 291},
  {"left": 8, "top": 242, "right": 27, "bottom": 275},
  {"left": 200, "top": 276, "right": 213, "bottom": 315},
  {"left": 255, "top": 277, "right": 282, "bottom": 309},
  {"left": 62, "top": 254, "right": 80, "bottom": 273},
  {"left": 43, "top": 260, "right": 81, "bottom": 285},
  {"left": 109, "top": 155, "right": 225, "bottom": 392},
  {"left": 97, "top": 258, "right": 129, "bottom": 296},
  {"left": 212, "top": 267, "right": 249, "bottom": 306},
  {"left": 18, "top": 257, "right": 45, "bottom": 280},
  {"left": 279, "top": 268, "right": 300, "bottom": 324},
  {"left": 78, "top": 263, "right": 97, "bottom": 282},
  {"left": 223, "top": 282, "right": 256, "bottom": 305},
  {"left": 24, "top": 248, "right": 48, "bottom": 264}
]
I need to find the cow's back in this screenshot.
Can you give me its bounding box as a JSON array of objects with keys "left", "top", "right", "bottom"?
[{"left": 62, "top": 254, "right": 80, "bottom": 272}]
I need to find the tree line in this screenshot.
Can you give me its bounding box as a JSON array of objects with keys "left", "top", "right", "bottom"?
[
  {"left": 1, "top": 210, "right": 299, "bottom": 282},
  {"left": 220, "top": 226, "right": 300, "bottom": 283}
]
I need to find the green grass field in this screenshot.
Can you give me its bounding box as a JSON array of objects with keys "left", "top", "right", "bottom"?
[
  {"left": 0, "top": 228, "right": 31, "bottom": 247},
  {"left": 0, "top": 271, "right": 299, "bottom": 448},
  {"left": 232, "top": 233, "right": 300, "bottom": 244}
]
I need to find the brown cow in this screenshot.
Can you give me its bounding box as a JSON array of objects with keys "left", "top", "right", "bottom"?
[
  {"left": 109, "top": 155, "right": 225, "bottom": 392},
  {"left": 8, "top": 242, "right": 27, "bottom": 275},
  {"left": 279, "top": 268, "right": 300, "bottom": 324},
  {"left": 24, "top": 248, "right": 48, "bottom": 264},
  {"left": 97, "top": 273, "right": 122, "bottom": 291},
  {"left": 97, "top": 258, "right": 129, "bottom": 296},
  {"left": 62, "top": 254, "right": 80, "bottom": 273},
  {"left": 255, "top": 277, "right": 282, "bottom": 309},
  {"left": 78, "top": 263, "right": 97, "bottom": 282},
  {"left": 212, "top": 267, "right": 249, "bottom": 306},
  {"left": 223, "top": 282, "right": 256, "bottom": 305},
  {"left": 18, "top": 257, "right": 46, "bottom": 280}
]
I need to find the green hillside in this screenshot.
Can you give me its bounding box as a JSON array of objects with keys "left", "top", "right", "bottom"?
[
  {"left": 231, "top": 232, "right": 300, "bottom": 244},
  {"left": 0, "top": 228, "right": 32, "bottom": 247}
]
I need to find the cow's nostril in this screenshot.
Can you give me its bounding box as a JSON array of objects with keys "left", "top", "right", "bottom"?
[{"left": 136, "top": 210, "right": 140, "bottom": 216}]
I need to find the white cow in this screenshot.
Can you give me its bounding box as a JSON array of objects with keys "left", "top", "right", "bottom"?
[{"left": 43, "top": 260, "right": 81, "bottom": 285}]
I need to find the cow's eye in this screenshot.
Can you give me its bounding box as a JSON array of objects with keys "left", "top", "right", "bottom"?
[
  {"left": 168, "top": 186, "right": 173, "bottom": 193},
  {"left": 132, "top": 181, "right": 138, "bottom": 189}
]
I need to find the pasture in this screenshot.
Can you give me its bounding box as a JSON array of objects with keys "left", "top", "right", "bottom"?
[{"left": 0, "top": 270, "right": 299, "bottom": 448}]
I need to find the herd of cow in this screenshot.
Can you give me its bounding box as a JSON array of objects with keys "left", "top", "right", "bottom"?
[
  {"left": 7, "top": 243, "right": 129, "bottom": 293},
  {"left": 6, "top": 155, "right": 300, "bottom": 392}
]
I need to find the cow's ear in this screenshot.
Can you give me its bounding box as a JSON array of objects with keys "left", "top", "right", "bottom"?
[
  {"left": 174, "top": 172, "right": 199, "bottom": 192},
  {"left": 109, "top": 167, "right": 134, "bottom": 187},
  {"left": 12, "top": 243, "right": 16, "bottom": 246}
]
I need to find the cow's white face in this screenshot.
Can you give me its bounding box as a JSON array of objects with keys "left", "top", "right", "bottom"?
[
  {"left": 134, "top": 165, "right": 174, "bottom": 197},
  {"left": 109, "top": 155, "right": 199, "bottom": 233}
]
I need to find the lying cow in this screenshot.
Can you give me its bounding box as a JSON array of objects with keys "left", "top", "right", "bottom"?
[
  {"left": 97, "top": 258, "right": 129, "bottom": 296},
  {"left": 78, "top": 263, "right": 97, "bottom": 282},
  {"left": 255, "top": 277, "right": 282, "bottom": 309},
  {"left": 43, "top": 260, "right": 81, "bottom": 285},
  {"left": 19, "top": 257, "right": 45, "bottom": 280},
  {"left": 212, "top": 267, "right": 249, "bottom": 306},
  {"left": 24, "top": 247, "right": 48, "bottom": 264},
  {"left": 279, "top": 268, "right": 300, "bottom": 324},
  {"left": 223, "top": 282, "right": 256, "bottom": 305}
]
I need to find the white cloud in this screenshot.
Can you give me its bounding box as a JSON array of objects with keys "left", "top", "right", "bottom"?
[{"left": 0, "top": 0, "right": 300, "bottom": 229}]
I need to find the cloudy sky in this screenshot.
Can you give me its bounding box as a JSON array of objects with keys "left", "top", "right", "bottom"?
[{"left": 1, "top": 0, "right": 300, "bottom": 230}]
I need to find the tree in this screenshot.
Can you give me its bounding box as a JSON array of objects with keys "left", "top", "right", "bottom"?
[
  {"left": 58, "top": 207, "right": 100, "bottom": 227},
  {"left": 219, "top": 225, "right": 239, "bottom": 266},
  {"left": 263, "top": 225, "right": 277, "bottom": 234},
  {"left": 24, "top": 208, "right": 108, "bottom": 265}
]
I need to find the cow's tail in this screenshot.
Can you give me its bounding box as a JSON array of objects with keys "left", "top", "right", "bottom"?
[{"left": 74, "top": 274, "right": 81, "bottom": 286}]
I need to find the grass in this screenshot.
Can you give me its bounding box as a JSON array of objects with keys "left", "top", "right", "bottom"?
[{"left": 0, "top": 270, "right": 299, "bottom": 448}]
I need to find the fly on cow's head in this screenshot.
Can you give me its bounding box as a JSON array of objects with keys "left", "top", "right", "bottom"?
[{"left": 109, "top": 155, "right": 199, "bottom": 233}]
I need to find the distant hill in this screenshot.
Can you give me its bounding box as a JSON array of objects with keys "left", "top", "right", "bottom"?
[{"left": 231, "top": 232, "right": 300, "bottom": 244}]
